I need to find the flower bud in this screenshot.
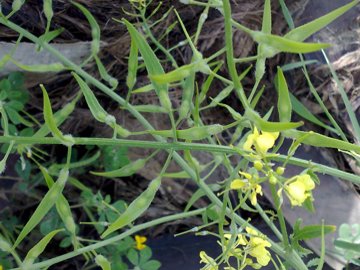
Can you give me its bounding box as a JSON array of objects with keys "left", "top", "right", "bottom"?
[{"left": 276, "top": 166, "right": 285, "bottom": 175}]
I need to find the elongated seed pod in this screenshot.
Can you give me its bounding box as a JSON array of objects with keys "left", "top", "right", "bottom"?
[
  {"left": 91, "top": 158, "right": 147, "bottom": 178},
  {"left": 95, "top": 254, "right": 111, "bottom": 270},
  {"left": 72, "top": 2, "right": 100, "bottom": 55},
  {"left": 276, "top": 67, "right": 292, "bottom": 123},
  {"left": 149, "top": 124, "right": 224, "bottom": 141},
  {"left": 101, "top": 176, "right": 161, "bottom": 238},
  {"left": 22, "top": 229, "right": 63, "bottom": 267},
  {"left": 13, "top": 169, "right": 69, "bottom": 249}
]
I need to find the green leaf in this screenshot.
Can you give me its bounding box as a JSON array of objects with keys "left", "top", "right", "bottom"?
[
  {"left": 292, "top": 224, "right": 336, "bottom": 241},
  {"left": 334, "top": 240, "right": 360, "bottom": 253},
  {"left": 5, "top": 107, "right": 33, "bottom": 127},
  {"left": 139, "top": 247, "right": 152, "bottom": 265},
  {"left": 101, "top": 145, "right": 130, "bottom": 171},
  {"left": 262, "top": 0, "right": 271, "bottom": 34},
  {"left": 285, "top": 0, "right": 359, "bottom": 42},
  {"left": 59, "top": 236, "right": 73, "bottom": 248},
  {"left": 127, "top": 249, "right": 139, "bottom": 266},
  {"left": 8, "top": 72, "right": 24, "bottom": 90},
  {"left": 289, "top": 93, "right": 337, "bottom": 133},
  {"left": 140, "top": 260, "right": 161, "bottom": 270}
]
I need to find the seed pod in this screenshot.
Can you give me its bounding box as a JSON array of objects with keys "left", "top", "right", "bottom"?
[
  {"left": 253, "top": 32, "right": 330, "bottom": 57},
  {"left": 150, "top": 64, "right": 193, "bottom": 84},
  {"left": 72, "top": 2, "right": 100, "bottom": 55},
  {"left": 13, "top": 168, "right": 69, "bottom": 249},
  {"left": 91, "top": 158, "right": 147, "bottom": 178},
  {"left": 41, "top": 84, "right": 75, "bottom": 146},
  {"left": 23, "top": 229, "right": 64, "bottom": 267},
  {"left": 17, "top": 92, "right": 80, "bottom": 155},
  {"left": 126, "top": 38, "right": 138, "bottom": 91},
  {"left": 127, "top": 105, "right": 167, "bottom": 114},
  {"left": 245, "top": 108, "right": 303, "bottom": 132},
  {"left": 95, "top": 56, "right": 118, "bottom": 89},
  {"left": 149, "top": 124, "right": 224, "bottom": 141},
  {"left": 95, "top": 254, "right": 111, "bottom": 270},
  {"left": 12, "top": 0, "right": 25, "bottom": 13},
  {"left": 276, "top": 67, "right": 292, "bottom": 123},
  {"left": 73, "top": 72, "right": 130, "bottom": 137},
  {"left": 11, "top": 60, "right": 65, "bottom": 73},
  {"left": 208, "top": 85, "right": 233, "bottom": 108},
  {"left": 178, "top": 71, "right": 195, "bottom": 121},
  {"left": 43, "top": 0, "right": 53, "bottom": 32},
  {"left": 39, "top": 166, "right": 77, "bottom": 236},
  {"left": 101, "top": 176, "right": 162, "bottom": 238},
  {"left": 199, "top": 62, "right": 223, "bottom": 104},
  {"left": 123, "top": 19, "right": 172, "bottom": 112}
]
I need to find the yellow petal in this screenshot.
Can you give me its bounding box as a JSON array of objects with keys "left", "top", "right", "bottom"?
[
  {"left": 230, "top": 179, "right": 246, "bottom": 190},
  {"left": 239, "top": 171, "right": 252, "bottom": 180},
  {"left": 298, "top": 174, "right": 315, "bottom": 191},
  {"left": 250, "top": 190, "right": 258, "bottom": 206},
  {"left": 286, "top": 181, "right": 307, "bottom": 206},
  {"left": 255, "top": 133, "right": 276, "bottom": 154}
]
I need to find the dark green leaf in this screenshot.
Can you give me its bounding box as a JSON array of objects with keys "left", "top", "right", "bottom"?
[
  {"left": 127, "top": 249, "right": 139, "bottom": 266},
  {"left": 293, "top": 224, "right": 336, "bottom": 241},
  {"left": 140, "top": 260, "right": 161, "bottom": 270}
]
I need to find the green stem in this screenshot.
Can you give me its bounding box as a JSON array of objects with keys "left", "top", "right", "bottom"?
[
  {"left": 254, "top": 203, "right": 283, "bottom": 241},
  {"left": 270, "top": 184, "right": 290, "bottom": 249},
  {"left": 1, "top": 134, "right": 360, "bottom": 184},
  {"left": 10, "top": 208, "right": 205, "bottom": 270}
]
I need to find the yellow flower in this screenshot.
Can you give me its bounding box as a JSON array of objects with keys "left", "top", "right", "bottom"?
[
  {"left": 246, "top": 227, "right": 272, "bottom": 266},
  {"left": 285, "top": 174, "right": 315, "bottom": 206},
  {"left": 230, "top": 179, "right": 246, "bottom": 190},
  {"left": 0, "top": 265, "right": 3, "bottom": 270},
  {"left": 230, "top": 178, "right": 263, "bottom": 206},
  {"left": 244, "top": 127, "right": 279, "bottom": 155},
  {"left": 250, "top": 184, "right": 263, "bottom": 206},
  {"left": 199, "top": 251, "right": 218, "bottom": 270},
  {"left": 135, "top": 235, "right": 147, "bottom": 250}
]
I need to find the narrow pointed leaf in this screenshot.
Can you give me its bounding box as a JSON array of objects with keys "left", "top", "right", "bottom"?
[
  {"left": 262, "top": 0, "right": 272, "bottom": 34},
  {"left": 285, "top": 0, "right": 359, "bottom": 42},
  {"left": 284, "top": 130, "right": 360, "bottom": 153},
  {"left": 276, "top": 67, "right": 292, "bottom": 122},
  {"left": 13, "top": 169, "right": 69, "bottom": 249}
]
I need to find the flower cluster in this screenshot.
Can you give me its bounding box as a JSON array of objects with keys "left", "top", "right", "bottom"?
[
  {"left": 135, "top": 235, "right": 147, "bottom": 250},
  {"left": 199, "top": 227, "right": 272, "bottom": 269},
  {"left": 243, "top": 127, "right": 279, "bottom": 155},
  {"left": 230, "top": 171, "right": 263, "bottom": 206},
  {"left": 284, "top": 174, "right": 315, "bottom": 207}
]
